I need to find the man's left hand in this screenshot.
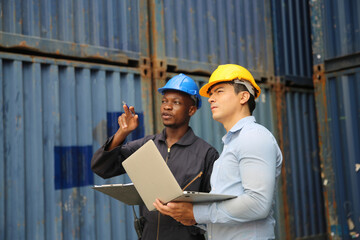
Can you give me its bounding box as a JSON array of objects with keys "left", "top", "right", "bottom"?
[{"left": 153, "top": 199, "right": 197, "bottom": 226}]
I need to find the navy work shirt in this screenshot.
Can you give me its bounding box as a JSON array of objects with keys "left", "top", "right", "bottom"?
[{"left": 91, "top": 127, "right": 219, "bottom": 240}]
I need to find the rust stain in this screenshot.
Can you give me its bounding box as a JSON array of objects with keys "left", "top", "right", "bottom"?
[
  {"left": 313, "top": 63, "right": 337, "bottom": 238},
  {"left": 19, "top": 41, "right": 28, "bottom": 47},
  {"left": 273, "top": 79, "right": 292, "bottom": 240}
]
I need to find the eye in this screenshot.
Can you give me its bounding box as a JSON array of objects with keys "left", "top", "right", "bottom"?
[
  {"left": 174, "top": 100, "right": 180, "bottom": 105},
  {"left": 161, "top": 99, "right": 167, "bottom": 104},
  {"left": 216, "top": 89, "right": 223, "bottom": 94}
]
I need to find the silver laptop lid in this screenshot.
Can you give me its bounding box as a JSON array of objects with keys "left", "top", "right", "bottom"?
[{"left": 122, "top": 140, "right": 183, "bottom": 211}]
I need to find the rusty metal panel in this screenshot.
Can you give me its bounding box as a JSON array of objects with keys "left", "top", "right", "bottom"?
[
  {"left": 0, "top": 0, "right": 140, "bottom": 63},
  {"left": 162, "top": 0, "right": 274, "bottom": 78},
  {"left": 271, "top": 0, "right": 313, "bottom": 85},
  {"left": 0, "top": 52, "right": 153, "bottom": 240},
  {"left": 325, "top": 68, "right": 360, "bottom": 239},
  {"left": 281, "top": 87, "right": 327, "bottom": 239},
  {"left": 311, "top": 0, "right": 360, "bottom": 238},
  {"left": 322, "top": 1, "right": 360, "bottom": 60}
]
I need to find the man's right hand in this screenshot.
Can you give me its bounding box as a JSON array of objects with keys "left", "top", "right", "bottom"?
[
  {"left": 118, "top": 104, "right": 139, "bottom": 133},
  {"left": 107, "top": 104, "right": 139, "bottom": 151}
]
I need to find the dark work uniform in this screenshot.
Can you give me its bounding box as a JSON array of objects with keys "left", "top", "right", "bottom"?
[{"left": 91, "top": 127, "right": 219, "bottom": 240}]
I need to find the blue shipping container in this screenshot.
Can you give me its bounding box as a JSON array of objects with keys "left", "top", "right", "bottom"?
[
  {"left": 162, "top": 0, "right": 274, "bottom": 79},
  {"left": 0, "top": 52, "right": 153, "bottom": 240},
  {"left": 326, "top": 68, "right": 360, "bottom": 238},
  {"left": 0, "top": 0, "right": 140, "bottom": 62}
]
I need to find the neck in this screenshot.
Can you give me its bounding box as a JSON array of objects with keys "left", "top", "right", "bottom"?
[
  {"left": 165, "top": 125, "right": 189, "bottom": 147},
  {"left": 222, "top": 111, "right": 250, "bottom": 132}
]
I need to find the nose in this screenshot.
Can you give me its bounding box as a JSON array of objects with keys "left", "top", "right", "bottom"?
[
  {"left": 163, "top": 102, "right": 172, "bottom": 110},
  {"left": 208, "top": 95, "right": 215, "bottom": 103}
]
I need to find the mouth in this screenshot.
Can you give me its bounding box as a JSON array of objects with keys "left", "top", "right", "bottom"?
[
  {"left": 210, "top": 106, "right": 217, "bottom": 111},
  {"left": 161, "top": 112, "right": 173, "bottom": 119}
]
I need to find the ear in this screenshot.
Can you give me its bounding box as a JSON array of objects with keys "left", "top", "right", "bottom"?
[
  {"left": 239, "top": 91, "right": 250, "bottom": 105},
  {"left": 188, "top": 105, "right": 197, "bottom": 117}
]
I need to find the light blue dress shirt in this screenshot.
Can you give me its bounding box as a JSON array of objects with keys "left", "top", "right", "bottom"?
[{"left": 193, "top": 116, "right": 283, "bottom": 240}]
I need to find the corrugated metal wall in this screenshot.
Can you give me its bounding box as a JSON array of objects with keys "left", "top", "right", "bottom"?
[
  {"left": 272, "top": 0, "right": 327, "bottom": 239},
  {"left": 281, "top": 88, "right": 326, "bottom": 239},
  {"left": 326, "top": 69, "right": 360, "bottom": 238},
  {"left": 311, "top": 0, "right": 360, "bottom": 239},
  {"left": 271, "top": 0, "right": 313, "bottom": 82},
  {"left": 4, "top": 0, "right": 358, "bottom": 239},
  {"left": 162, "top": 0, "right": 274, "bottom": 79},
  {"left": 0, "top": 52, "right": 151, "bottom": 240},
  {"left": 0, "top": 0, "right": 140, "bottom": 62},
  {"left": 322, "top": 1, "right": 360, "bottom": 60}
]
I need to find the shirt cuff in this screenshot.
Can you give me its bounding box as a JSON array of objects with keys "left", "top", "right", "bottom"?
[{"left": 193, "top": 203, "right": 211, "bottom": 224}]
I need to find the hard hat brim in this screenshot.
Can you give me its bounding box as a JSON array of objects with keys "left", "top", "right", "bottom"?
[
  {"left": 199, "top": 79, "right": 232, "bottom": 98},
  {"left": 158, "top": 87, "right": 202, "bottom": 109},
  {"left": 200, "top": 79, "right": 261, "bottom": 99}
]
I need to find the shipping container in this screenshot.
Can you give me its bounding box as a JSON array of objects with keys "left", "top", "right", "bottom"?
[
  {"left": 0, "top": 0, "right": 141, "bottom": 63},
  {"left": 271, "top": 0, "right": 313, "bottom": 85},
  {"left": 322, "top": 1, "right": 360, "bottom": 60},
  {"left": 0, "top": 0, "right": 346, "bottom": 239},
  {"left": 0, "top": 52, "right": 153, "bottom": 240},
  {"left": 313, "top": 65, "right": 360, "bottom": 239},
  {"left": 152, "top": 0, "right": 274, "bottom": 80},
  {"left": 280, "top": 87, "right": 327, "bottom": 239},
  {"left": 311, "top": 0, "right": 360, "bottom": 239},
  {"left": 326, "top": 69, "right": 360, "bottom": 238}
]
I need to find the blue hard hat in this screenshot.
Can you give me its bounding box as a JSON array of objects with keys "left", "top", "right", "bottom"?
[{"left": 158, "top": 74, "right": 202, "bottom": 108}]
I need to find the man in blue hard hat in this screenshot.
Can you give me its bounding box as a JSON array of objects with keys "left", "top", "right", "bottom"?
[{"left": 91, "top": 73, "right": 219, "bottom": 240}]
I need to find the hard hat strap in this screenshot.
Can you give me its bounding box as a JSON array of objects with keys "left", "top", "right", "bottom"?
[{"left": 233, "top": 79, "right": 255, "bottom": 97}]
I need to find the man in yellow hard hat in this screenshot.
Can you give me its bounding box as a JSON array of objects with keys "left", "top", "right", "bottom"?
[{"left": 154, "top": 64, "right": 283, "bottom": 240}]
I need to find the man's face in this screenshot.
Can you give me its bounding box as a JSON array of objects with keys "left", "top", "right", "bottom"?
[
  {"left": 208, "top": 83, "right": 242, "bottom": 124},
  {"left": 161, "top": 90, "right": 195, "bottom": 128}
]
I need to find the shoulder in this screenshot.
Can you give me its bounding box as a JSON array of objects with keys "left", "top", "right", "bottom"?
[
  {"left": 192, "top": 135, "right": 217, "bottom": 152},
  {"left": 125, "top": 134, "right": 158, "bottom": 149},
  {"left": 234, "top": 122, "right": 279, "bottom": 154},
  {"left": 241, "top": 122, "right": 275, "bottom": 141}
]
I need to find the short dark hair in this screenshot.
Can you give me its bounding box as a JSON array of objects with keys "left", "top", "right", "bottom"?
[{"left": 226, "top": 82, "right": 256, "bottom": 115}]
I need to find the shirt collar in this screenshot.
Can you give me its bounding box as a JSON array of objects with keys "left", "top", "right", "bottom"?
[
  {"left": 222, "top": 116, "right": 256, "bottom": 143},
  {"left": 159, "top": 127, "right": 197, "bottom": 146}
]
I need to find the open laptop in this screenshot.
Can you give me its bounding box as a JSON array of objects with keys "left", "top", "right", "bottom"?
[{"left": 122, "top": 140, "right": 236, "bottom": 211}]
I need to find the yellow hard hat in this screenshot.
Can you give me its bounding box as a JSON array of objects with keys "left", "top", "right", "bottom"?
[{"left": 199, "top": 64, "right": 261, "bottom": 99}]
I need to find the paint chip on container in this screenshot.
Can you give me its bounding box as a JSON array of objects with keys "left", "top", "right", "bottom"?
[
  {"left": 355, "top": 163, "right": 360, "bottom": 172},
  {"left": 323, "top": 179, "right": 328, "bottom": 186},
  {"left": 348, "top": 217, "right": 355, "bottom": 230}
]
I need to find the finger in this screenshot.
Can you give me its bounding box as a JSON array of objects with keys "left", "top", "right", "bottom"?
[
  {"left": 154, "top": 199, "right": 172, "bottom": 215},
  {"left": 153, "top": 202, "right": 167, "bottom": 215},
  {"left": 123, "top": 104, "right": 131, "bottom": 116},
  {"left": 129, "top": 106, "right": 136, "bottom": 116},
  {"left": 166, "top": 202, "right": 179, "bottom": 209},
  {"left": 154, "top": 199, "right": 167, "bottom": 211}
]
